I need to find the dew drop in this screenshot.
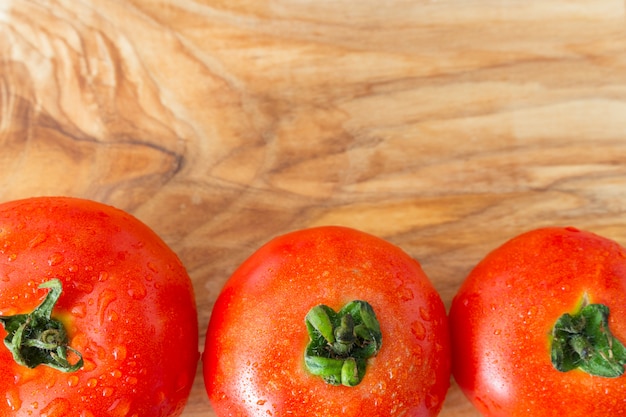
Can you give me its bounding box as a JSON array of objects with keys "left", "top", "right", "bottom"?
[
  {"left": 125, "top": 376, "right": 138, "bottom": 385},
  {"left": 411, "top": 321, "right": 426, "bottom": 341},
  {"left": 41, "top": 398, "right": 70, "bottom": 417},
  {"left": 147, "top": 262, "right": 158, "bottom": 273},
  {"left": 82, "top": 359, "right": 97, "bottom": 372},
  {"left": 68, "top": 375, "right": 79, "bottom": 387},
  {"left": 108, "top": 397, "right": 132, "bottom": 417},
  {"left": 5, "top": 388, "right": 22, "bottom": 411},
  {"left": 113, "top": 345, "right": 127, "bottom": 362},
  {"left": 73, "top": 281, "right": 94, "bottom": 294},
  {"left": 7, "top": 253, "right": 17, "bottom": 262},
  {"left": 397, "top": 285, "right": 414, "bottom": 301},
  {"left": 97, "top": 289, "right": 117, "bottom": 326},
  {"left": 107, "top": 310, "right": 119, "bottom": 322},
  {"left": 419, "top": 307, "right": 432, "bottom": 321},
  {"left": 0, "top": 305, "right": 18, "bottom": 315},
  {"left": 48, "top": 253, "right": 64, "bottom": 266},
  {"left": 87, "top": 378, "right": 98, "bottom": 388},
  {"left": 127, "top": 280, "right": 147, "bottom": 300},
  {"left": 156, "top": 391, "right": 166, "bottom": 404},
  {"left": 111, "top": 369, "right": 122, "bottom": 379},
  {"left": 493, "top": 329, "right": 502, "bottom": 335},
  {"left": 102, "top": 387, "right": 114, "bottom": 397},
  {"left": 98, "top": 271, "right": 109, "bottom": 282},
  {"left": 28, "top": 233, "right": 48, "bottom": 249},
  {"left": 71, "top": 303, "right": 87, "bottom": 318}
]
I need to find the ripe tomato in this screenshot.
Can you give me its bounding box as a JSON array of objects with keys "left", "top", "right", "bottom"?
[
  {"left": 450, "top": 227, "right": 626, "bottom": 417},
  {"left": 0, "top": 197, "right": 198, "bottom": 417},
  {"left": 203, "top": 226, "right": 450, "bottom": 417}
]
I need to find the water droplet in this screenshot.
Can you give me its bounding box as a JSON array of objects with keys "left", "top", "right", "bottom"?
[
  {"left": 127, "top": 280, "right": 147, "bottom": 300},
  {"left": 41, "top": 398, "right": 70, "bottom": 417},
  {"left": 426, "top": 393, "right": 440, "bottom": 409},
  {"left": 82, "top": 359, "right": 97, "bottom": 372},
  {"left": 147, "top": 262, "right": 158, "bottom": 273},
  {"left": 156, "top": 391, "right": 166, "bottom": 404},
  {"left": 68, "top": 375, "right": 79, "bottom": 387},
  {"left": 113, "top": 345, "right": 127, "bottom": 362},
  {"left": 493, "top": 329, "right": 502, "bottom": 335},
  {"left": 87, "top": 378, "right": 98, "bottom": 388},
  {"left": 48, "top": 253, "right": 64, "bottom": 266},
  {"left": 5, "top": 388, "right": 22, "bottom": 411},
  {"left": 68, "top": 264, "right": 79, "bottom": 273},
  {"left": 71, "top": 303, "right": 87, "bottom": 318},
  {"left": 7, "top": 253, "right": 17, "bottom": 262},
  {"left": 0, "top": 305, "right": 18, "bottom": 315},
  {"left": 102, "top": 387, "right": 114, "bottom": 397},
  {"left": 73, "top": 281, "right": 94, "bottom": 294},
  {"left": 396, "top": 285, "right": 414, "bottom": 301},
  {"left": 97, "top": 289, "right": 117, "bottom": 326},
  {"left": 107, "top": 310, "right": 119, "bottom": 322},
  {"left": 27, "top": 232, "right": 48, "bottom": 249},
  {"left": 125, "top": 376, "right": 138, "bottom": 385},
  {"left": 98, "top": 271, "right": 109, "bottom": 282},
  {"left": 411, "top": 321, "right": 426, "bottom": 341},
  {"left": 107, "top": 397, "right": 132, "bottom": 417},
  {"left": 111, "top": 369, "right": 122, "bottom": 379},
  {"left": 257, "top": 399, "right": 266, "bottom": 406},
  {"left": 419, "top": 307, "right": 432, "bottom": 321},
  {"left": 80, "top": 410, "right": 95, "bottom": 417}
]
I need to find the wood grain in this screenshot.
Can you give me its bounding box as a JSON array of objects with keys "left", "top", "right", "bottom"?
[{"left": 2, "top": 1, "right": 626, "bottom": 416}]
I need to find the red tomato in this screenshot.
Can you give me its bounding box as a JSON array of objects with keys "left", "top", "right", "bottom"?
[
  {"left": 203, "top": 226, "right": 450, "bottom": 417},
  {"left": 450, "top": 227, "right": 626, "bottom": 417},
  {"left": 0, "top": 197, "right": 198, "bottom": 417}
]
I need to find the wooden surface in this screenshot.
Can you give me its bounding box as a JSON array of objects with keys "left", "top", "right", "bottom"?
[{"left": 2, "top": 1, "right": 626, "bottom": 416}]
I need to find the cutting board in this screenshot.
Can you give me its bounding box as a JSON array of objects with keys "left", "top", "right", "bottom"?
[{"left": 2, "top": 1, "right": 626, "bottom": 416}]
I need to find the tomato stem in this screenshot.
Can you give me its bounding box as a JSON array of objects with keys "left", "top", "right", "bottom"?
[
  {"left": 0, "top": 279, "right": 83, "bottom": 372},
  {"left": 304, "top": 300, "right": 382, "bottom": 386},
  {"left": 551, "top": 296, "right": 626, "bottom": 378}
]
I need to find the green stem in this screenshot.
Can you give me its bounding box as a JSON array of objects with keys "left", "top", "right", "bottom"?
[
  {"left": 0, "top": 279, "right": 83, "bottom": 372},
  {"left": 304, "top": 300, "right": 382, "bottom": 386},
  {"left": 551, "top": 296, "right": 626, "bottom": 378}
]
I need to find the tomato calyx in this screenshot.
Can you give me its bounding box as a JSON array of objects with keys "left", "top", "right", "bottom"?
[
  {"left": 304, "top": 300, "right": 382, "bottom": 386},
  {"left": 0, "top": 278, "right": 84, "bottom": 373},
  {"left": 551, "top": 295, "right": 626, "bottom": 378}
]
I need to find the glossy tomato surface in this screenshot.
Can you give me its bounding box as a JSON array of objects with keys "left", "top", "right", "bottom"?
[
  {"left": 204, "top": 226, "right": 450, "bottom": 417},
  {"left": 0, "top": 197, "right": 198, "bottom": 417},
  {"left": 450, "top": 227, "right": 626, "bottom": 417}
]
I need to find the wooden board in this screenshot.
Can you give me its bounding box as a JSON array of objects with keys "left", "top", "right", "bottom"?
[{"left": 2, "top": 1, "right": 626, "bottom": 416}]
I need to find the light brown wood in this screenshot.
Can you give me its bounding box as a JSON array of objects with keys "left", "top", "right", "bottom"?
[{"left": 2, "top": 1, "right": 626, "bottom": 416}]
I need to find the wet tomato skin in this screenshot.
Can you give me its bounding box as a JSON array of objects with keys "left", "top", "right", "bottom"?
[
  {"left": 203, "top": 226, "right": 450, "bottom": 417},
  {"left": 450, "top": 227, "right": 626, "bottom": 417},
  {"left": 0, "top": 196, "right": 198, "bottom": 417}
]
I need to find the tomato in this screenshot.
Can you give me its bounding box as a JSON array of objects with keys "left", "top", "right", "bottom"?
[
  {"left": 203, "top": 226, "right": 450, "bottom": 417},
  {"left": 450, "top": 227, "right": 626, "bottom": 417},
  {"left": 0, "top": 197, "right": 198, "bottom": 417}
]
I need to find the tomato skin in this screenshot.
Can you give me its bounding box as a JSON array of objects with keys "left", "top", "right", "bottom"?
[
  {"left": 450, "top": 227, "right": 626, "bottom": 417},
  {"left": 203, "top": 226, "right": 450, "bottom": 417},
  {"left": 0, "top": 197, "right": 198, "bottom": 417}
]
